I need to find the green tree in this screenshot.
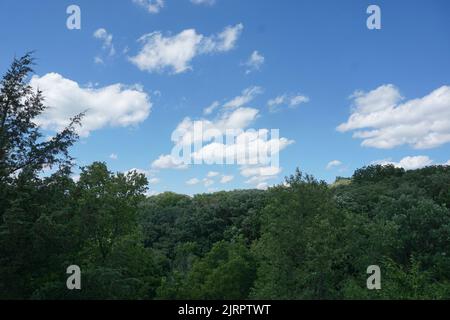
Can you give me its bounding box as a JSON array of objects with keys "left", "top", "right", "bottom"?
[
  {"left": 0, "top": 54, "right": 82, "bottom": 299},
  {"left": 158, "top": 238, "right": 256, "bottom": 300},
  {"left": 251, "top": 170, "right": 349, "bottom": 299},
  {"left": 74, "top": 163, "right": 148, "bottom": 262}
]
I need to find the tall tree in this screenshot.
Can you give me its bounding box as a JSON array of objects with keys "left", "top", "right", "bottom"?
[
  {"left": 0, "top": 53, "right": 82, "bottom": 182},
  {"left": 0, "top": 53, "right": 83, "bottom": 298}
]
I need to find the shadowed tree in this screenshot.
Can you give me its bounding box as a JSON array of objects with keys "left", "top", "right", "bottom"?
[
  {"left": 0, "top": 52, "right": 83, "bottom": 182},
  {"left": 0, "top": 53, "right": 83, "bottom": 298}
]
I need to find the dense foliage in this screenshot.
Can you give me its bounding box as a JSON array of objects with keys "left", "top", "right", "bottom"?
[{"left": 1, "top": 55, "right": 450, "bottom": 300}]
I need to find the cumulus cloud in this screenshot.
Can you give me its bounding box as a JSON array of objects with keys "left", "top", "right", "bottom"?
[
  {"left": 326, "top": 160, "right": 343, "bottom": 170},
  {"left": 205, "top": 23, "right": 244, "bottom": 52},
  {"left": 30, "top": 73, "right": 152, "bottom": 137},
  {"left": 186, "top": 178, "right": 200, "bottom": 185},
  {"left": 152, "top": 154, "right": 188, "bottom": 170},
  {"left": 373, "top": 156, "right": 434, "bottom": 170},
  {"left": 207, "top": 171, "right": 220, "bottom": 177},
  {"left": 133, "top": 0, "right": 165, "bottom": 14},
  {"left": 268, "top": 93, "right": 309, "bottom": 113},
  {"left": 151, "top": 87, "right": 293, "bottom": 172},
  {"left": 174, "top": 107, "right": 260, "bottom": 146},
  {"left": 338, "top": 85, "right": 450, "bottom": 149},
  {"left": 256, "top": 182, "right": 269, "bottom": 190},
  {"left": 130, "top": 29, "right": 201, "bottom": 74},
  {"left": 109, "top": 153, "right": 118, "bottom": 160},
  {"left": 129, "top": 23, "right": 243, "bottom": 74},
  {"left": 241, "top": 165, "right": 281, "bottom": 178},
  {"left": 220, "top": 175, "right": 234, "bottom": 184},
  {"left": 172, "top": 111, "right": 293, "bottom": 166},
  {"left": 243, "top": 50, "right": 265, "bottom": 74},
  {"left": 240, "top": 165, "right": 282, "bottom": 190}
]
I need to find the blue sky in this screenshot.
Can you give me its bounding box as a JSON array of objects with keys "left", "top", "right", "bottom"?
[{"left": 1, "top": 0, "right": 450, "bottom": 195}]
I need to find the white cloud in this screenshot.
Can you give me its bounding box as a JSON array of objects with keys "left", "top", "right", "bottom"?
[
  {"left": 146, "top": 190, "right": 161, "bottom": 197},
  {"left": 220, "top": 175, "right": 234, "bottom": 184},
  {"left": 173, "top": 107, "right": 260, "bottom": 148},
  {"left": 240, "top": 165, "right": 281, "bottom": 190},
  {"left": 186, "top": 178, "right": 200, "bottom": 185},
  {"left": 268, "top": 94, "right": 309, "bottom": 112},
  {"left": 30, "top": 73, "right": 152, "bottom": 137},
  {"left": 206, "top": 23, "right": 243, "bottom": 52},
  {"left": 256, "top": 182, "right": 269, "bottom": 190},
  {"left": 129, "top": 23, "right": 243, "bottom": 74},
  {"left": 290, "top": 95, "right": 310, "bottom": 106},
  {"left": 203, "top": 101, "right": 220, "bottom": 115},
  {"left": 152, "top": 87, "right": 293, "bottom": 171},
  {"left": 191, "top": 0, "right": 216, "bottom": 5},
  {"left": 148, "top": 177, "right": 160, "bottom": 184},
  {"left": 94, "top": 56, "right": 104, "bottom": 64},
  {"left": 109, "top": 153, "right": 118, "bottom": 160},
  {"left": 223, "top": 86, "right": 262, "bottom": 109},
  {"left": 207, "top": 171, "right": 220, "bottom": 177},
  {"left": 152, "top": 154, "right": 188, "bottom": 170},
  {"left": 241, "top": 165, "right": 281, "bottom": 178},
  {"left": 130, "top": 29, "right": 201, "bottom": 74},
  {"left": 182, "top": 118, "right": 293, "bottom": 166},
  {"left": 338, "top": 85, "right": 450, "bottom": 149},
  {"left": 244, "top": 50, "right": 265, "bottom": 74},
  {"left": 93, "top": 28, "right": 115, "bottom": 56},
  {"left": 267, "top": 96, "right": 284, "bottom": 108},
  {"left": 133, "top": 0, "right": 165, "bottom": 14},
  {"left": 203, "top": 178, "right": 215, "bottom": 187},
  {"left": 446, "top": 160, "right": 450, "bottom": 166},
  {"left": 326, "top": 160, "right": 343, "bottom": 170},
  {"left": 373, "top": 156, "right": 434, "bottom": 170},
  {"left": 203, "top": 86, "right": 262, "bottom": 116}
]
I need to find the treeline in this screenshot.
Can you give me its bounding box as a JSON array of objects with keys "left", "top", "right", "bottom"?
[{"left": 1, "top": 55, "right": 450, "bottom": 300}]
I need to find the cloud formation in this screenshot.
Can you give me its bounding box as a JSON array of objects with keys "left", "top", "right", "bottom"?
[
  {"left": 93, "top": 28, "right": 115, "bottom": 57},
  {"left": 223, "top": 86, "right": 262, "bottom": 109},
  {"left": 152, "top": 154, "right": 188, "bottom": 170},
  {"left": 186, "top": 178, "right": 200, "bottom": 185},
  {"left": 241, "top": 165, "right": 282, "bottom": 190},
  {"left": 326, "top": 160, "right": 343, "bottom": 170},
  {"left": 268, "top": 93, "right": 309, "bottom": 113},
  {"left": 220, "top": 175, "right": 234, "bottom": 184},
  {"left": 373, "top": 156, "right": 435, "bottom": 170},
  {"left": 129, "top": 24, "right": 243, "bottom": 74},
  {"left": 30, "top": 73, "right": 152, "bottom": 137},
  {"left": 244, "top": 51, "right": 265, "bottom": 74},
  {"left": 151, "top": 87, "right": 293, "bottom": 178},
  {"left": 338, "top": 85, "right": 450, "bottom": 149},
  {"left": 133, "top": 0, "right": 165, "bottom": 14}
]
